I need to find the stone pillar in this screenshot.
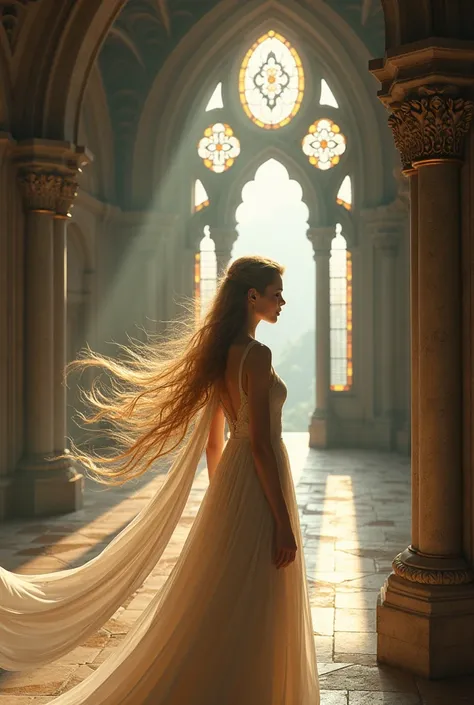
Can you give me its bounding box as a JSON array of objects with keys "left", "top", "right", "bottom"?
[
  {"left": 161, "top": 223, "right": 178, "bottom": 329},
  {"left": 372, "top": 228, "right": 399, "bottom": 421},
  {"left": 406, "top": 169, "right": 420, "bottom": 552},
  {"left": 373, "top": 90, "right": 474, "bottom": 678},
  {"left": 13, "top": 140, "right": 88, "bottom": 517},
  {"left": 209, "top": 227, "right": 237, "bottom": 277},
  {"left": 0, "top": 134, "right": 17, "bottom": 520},
  {"left": 53, "top": 177, "right": 78, "bottom": 456},
  {"left": 186, "top": 224, "right": 205, "bottom": 324},
  {"left": 307, "top": 227, "right": 334, "bottom": 448}
]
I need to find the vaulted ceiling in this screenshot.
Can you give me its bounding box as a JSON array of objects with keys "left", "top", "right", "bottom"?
[{"left": 97, "top": 0, "right": 384, "bottom": 205}]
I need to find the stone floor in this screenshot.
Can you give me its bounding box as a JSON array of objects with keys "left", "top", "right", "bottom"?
[{"left": 1, "top": 433, "right": 473, "bottom": 704}]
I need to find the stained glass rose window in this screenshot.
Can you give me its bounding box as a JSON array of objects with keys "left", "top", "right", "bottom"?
[
  {"left": 197, "top": 123, "right": 240, "bottom": 173},
  {"left": 302, "top": 118, "right": 347, "bottom": 170},
  {"left": 239, "top": 30, "right": 304, "bottom": 129}
]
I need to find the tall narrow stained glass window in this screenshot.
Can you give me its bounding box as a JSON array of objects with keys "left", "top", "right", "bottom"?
[
  {"left": 194, "top": 226, "right": 217, "bottom": 321},
  {"left": 239, "top": 30, "right": 304, "bottom": 129},
  {"left": 330, "top": 224, "right": 353, "bottom": 391}
]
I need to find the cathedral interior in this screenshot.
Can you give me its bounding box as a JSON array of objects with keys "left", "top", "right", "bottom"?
[{"left": 1, "top": 0, "right": 474, "bottom": 701}]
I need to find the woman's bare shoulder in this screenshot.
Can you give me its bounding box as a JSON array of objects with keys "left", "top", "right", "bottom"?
[{"left": 247, "top": 341, "right": 272, "bottom": 375}]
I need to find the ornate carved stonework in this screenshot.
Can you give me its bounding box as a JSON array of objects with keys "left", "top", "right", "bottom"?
[
  {"left": 306, "top": 227, "right": 334, "bottom": 256},
  {"left": 18, "top": 172, "right": 63, "bottom": 212},
  {"left": 18, "top": 172, "right": 78, "bottom": 215},
  {"left": 393, "top": 551, "right": 474, "bottom": 586},
  {"left": 388, "top": 93, "right": 474, "bottom": 170},
  {"left": 56, "top": 177, "right": 78, "bottom": 217},
  {"left": 209, "top": 227, "right": 238, "bottom": 261}
]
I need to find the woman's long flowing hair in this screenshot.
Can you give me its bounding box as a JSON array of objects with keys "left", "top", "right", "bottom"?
[{"left": 68, "top": 255, "right": 284, "bottom": 484}]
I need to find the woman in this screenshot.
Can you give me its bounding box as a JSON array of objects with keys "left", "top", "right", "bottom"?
[{"left": 0, "top": 256, "right": 319, "bottom": 704}]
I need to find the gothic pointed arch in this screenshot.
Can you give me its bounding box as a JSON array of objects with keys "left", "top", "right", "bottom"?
[
  {"left": 77, "top": 63, "right": 115, "bottom": 202},
  {"left": 132, "top": 0, "right": 389, "bottom": 209}
]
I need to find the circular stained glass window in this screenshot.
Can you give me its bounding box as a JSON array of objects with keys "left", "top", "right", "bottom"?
[
  {"left": 197, "top": 123, "right": 240, "bottom": 173},
  {"left": 302, "top": 118, "right": 347, "bottom": 170},
  {"left": 239, "top": 30, "right": 304, "bottom": 129}
]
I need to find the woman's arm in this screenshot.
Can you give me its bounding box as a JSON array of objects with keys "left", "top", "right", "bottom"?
[
  {"left": 206, "top": 404, "right": 226, "bottom": 482},
  {"left": 246, "top": 345, "right": 291, "bottom": 527}
]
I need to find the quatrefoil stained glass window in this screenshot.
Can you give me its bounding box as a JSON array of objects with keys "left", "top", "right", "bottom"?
[
  {"left": 197, "top": 123, "right": 240, "bottom": 173},
  {"left": 239, "top": 30, "right": 304, "bottom": 129},
  {"left": 302, "top": 118, "right": 347, "bottom": 170}
]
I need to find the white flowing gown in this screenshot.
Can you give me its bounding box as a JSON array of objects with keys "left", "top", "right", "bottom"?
[{"left": 0, "top": 340, "right": 319, "bottom": 704}]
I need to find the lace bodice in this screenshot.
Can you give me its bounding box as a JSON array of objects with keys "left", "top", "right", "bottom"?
[{"left": 220, "top": 340, "right": 287, "bottom": 441}]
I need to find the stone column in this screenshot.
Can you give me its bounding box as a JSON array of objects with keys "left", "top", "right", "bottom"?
[
  {"left": 209, "top": 227, "right": 237, "bottom": 277},
  {"left": 307, "top": 227, "right": 334, "bottom": 448},
  {"left": 372, "top": 228, "right": 399, "bottom": 421},
  {"left": 161, "top": 223, "right": 178, "bottom": 329},
  {"left": 374, "top": 90, "right": 474, "bottom": 678},
  {"left": 406, "top": 169, "right": 420, "bottom": 552},
  {"left": 186, "top": 224, "right": 205, "bottom": 324},
  {"left": 53, "top": 177, "right": 79, "bottom": 456},
  {"left": 13, "top": 140, "right": 88, "bottom": 517}
]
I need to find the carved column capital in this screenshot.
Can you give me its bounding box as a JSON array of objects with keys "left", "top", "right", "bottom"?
[
  {"left": 209, "top": 226, "right": 238, "bottom": 252},
  {"left": 17, "top": 171, "right": 63, "bottom": 213},
  {"left": 55, "top": 176, "right": 79, "bottom": 218},
  {"left": 306, "top": 226, "right": 334, "bottom": 258},
  {"left": 209, "top": 227, "right": 238, "bottom": 275},
  {"left": 388, "top": 91, "right": 474, "bottom": 170},
  {"left": 14, "top": 140, "right": 90, "bottom": 216},
  {"left": 17, "top": 171, "right": 80, "bottom": 217}
]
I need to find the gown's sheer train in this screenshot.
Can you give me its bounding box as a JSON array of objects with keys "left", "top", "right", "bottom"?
[{"left": 0, "top": 340, "right": 320, "bottom": 704}]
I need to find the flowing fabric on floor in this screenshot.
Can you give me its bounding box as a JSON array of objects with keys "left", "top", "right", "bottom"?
[
  {"left": 0, "top": 398, "right": 217, "bottom": 670},
  {"left": 1, "top": 340, "right": 319, "bottom": 704}
]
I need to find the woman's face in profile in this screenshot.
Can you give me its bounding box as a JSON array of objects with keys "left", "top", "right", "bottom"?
[{"left": 253, "top": 273, "right": 286, "bottom": 324}]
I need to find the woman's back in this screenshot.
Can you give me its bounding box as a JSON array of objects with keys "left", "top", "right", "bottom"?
[{"left": 219, "top": 339, "right": 256, "bottom": 425}]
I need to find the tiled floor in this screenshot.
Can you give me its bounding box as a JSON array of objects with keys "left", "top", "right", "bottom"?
[{"left": 1, "top": 433, "right": 473, "bottom": 704}]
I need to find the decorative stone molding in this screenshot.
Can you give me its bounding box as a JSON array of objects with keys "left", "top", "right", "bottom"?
[
  {"left": 14, "top": 141, "right": 90, "bottom": 216},
  {"left": 56, "top": 177, "right": 78, "bottom": 218},
  {"left": 17, "top": 172, "right": 63, "bottom": 213},
  {"left": 209, "top": 226, "right": 238, "bottom": 263},
  {"left": 388, "top": 91, "right": 474, "bottom": 170},
  {"left": 306, "top": 227, "right": 334, "bottom": 257},
  {"left": 17, "top": 171, "right": 79, "bottom": 216},
  {"left": 392, "top": 547, "right": 474, "bottom": 586},
  {"left": 209, "top": 227, "right": 238, "bottom": 250}
]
